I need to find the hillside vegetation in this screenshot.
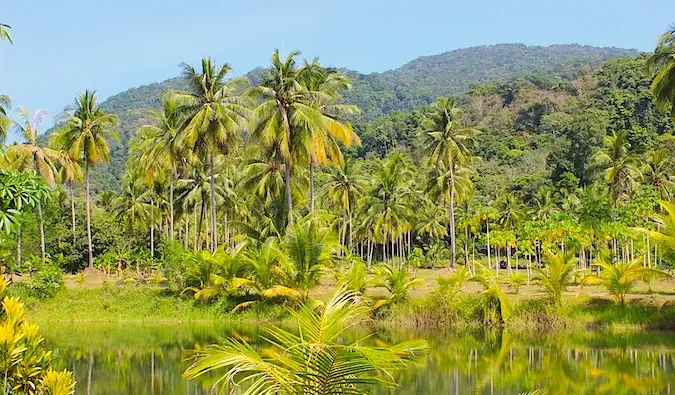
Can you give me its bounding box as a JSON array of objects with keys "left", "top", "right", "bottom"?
[{"left": 51, "top": 43, "right": 639, "bottom": 191}]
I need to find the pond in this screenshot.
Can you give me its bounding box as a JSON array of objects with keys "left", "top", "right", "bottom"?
[{"left": 41, "top": 323, "right": 675, "bottom": 394}]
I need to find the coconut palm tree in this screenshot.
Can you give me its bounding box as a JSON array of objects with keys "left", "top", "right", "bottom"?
[
  {"left": 418, "top": 97, "right": 478, "bottom": 267},
  {"left": 590, "top": 130, "right": 639, "bottom": 205},
  {"left": 641, "top": 148, "right": 674, "bottom": 200},
  {"left": 184, "top": 286, "right": 428, "bottom": 394},
  {"left": 646, "top": 25, "right": 675, "bottom": 118},
  {"left": 136, "top": 96, "right": 194, "bottom": 241},
  {"left": 363, "top": 153, "right": 414, "bottom": 265},
  {"left": 4, "top": 107, "right": 76, "bottom": 262},
  {"left": 55, "top": 90, "right": 119, "bottom": 268},
  {"left": 301, "top": 62, "right": 360, "bottom": 211},
  {"left": 323, "top": 158, "right": 363, "bottom": 250},
  {"left": 250, "top": 50, "right": 355, "bottom": 223},
  {"left": 171, "top": 57, "right": 250, "bottom": 251}
]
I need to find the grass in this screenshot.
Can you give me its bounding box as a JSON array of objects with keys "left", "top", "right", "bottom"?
[
  {"left": 19, "top": 267, "right": 675, "bottom": 332},
  {"left": 25, "top": 285, "right": 289, "bottom": 324}
]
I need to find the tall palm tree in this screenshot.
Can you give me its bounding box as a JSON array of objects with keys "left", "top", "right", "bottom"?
[
  {"left": 250, "top": 50, "right": 356, "bottom": 223},
  {"left": 4, "top": 108, "right": 76, "bottom": 262},
  {"left": 363, "top": 153, "right": 414, "bottom": 265},
  {"left": 646, "top": 25, "right": 675, "bottom": 118},
  {"left": 171, "top": 58, "right": 250, "bottom": 251},
  {"left": 301, "top": 62, "right": 360, "bottom": 211},
  {"left": 55, "top": 91, "right": 119, "bottom": 268},
  {"left": 136, "top": 96, "right": 193, "bottom": 241},
  {"left": 641, "top": 148, "right": 674, "bottom": 200},
  {"left": 418, "top": 97, "right": 478, "bottom": 267},
  {"left": 323, "top": 158, "right": 363, "bottom": 250},
  {"left": 590, "top": 130, "right": 639, "bottom": 205}
]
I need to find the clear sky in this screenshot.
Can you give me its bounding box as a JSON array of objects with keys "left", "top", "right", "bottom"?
[{"left": 1, "top": 0, "right": 673, "bottom": 140}]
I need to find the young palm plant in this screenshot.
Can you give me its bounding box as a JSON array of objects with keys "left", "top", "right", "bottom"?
[
  {"left": 582, "top": 252, "right": 671, "bottom": 305},
  {"left": 183, "top": 286, "right": 429, "bottom": 394},
  {"left": 470, "top": 264, "right": 513, "bottom": 325},
  {"left": 373, "top": 263, "right": 424, "bottom": 309},
  {"left": 534, "top": 250, "right": 579, "bottom": 305}
]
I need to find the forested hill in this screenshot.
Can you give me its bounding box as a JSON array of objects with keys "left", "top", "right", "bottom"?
[
  {"left": 58, "top": 43, "right": 639, "bottom": 191},
  {"left": 344, "top": 44, "right": 639, "bottom": 118}
]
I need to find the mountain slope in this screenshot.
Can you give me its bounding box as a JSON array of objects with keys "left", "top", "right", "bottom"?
[{"left": 56, "top": 43, "right": 640, "bottom": 190}]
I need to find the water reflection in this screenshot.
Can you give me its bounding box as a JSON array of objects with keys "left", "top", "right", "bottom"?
[{"left": 40, "top": 323, "right": 675, "bottom": 394}]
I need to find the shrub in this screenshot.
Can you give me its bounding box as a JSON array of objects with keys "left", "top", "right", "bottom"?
[{"left": 27, "top": 264, "right": 64, "bottom": 299}]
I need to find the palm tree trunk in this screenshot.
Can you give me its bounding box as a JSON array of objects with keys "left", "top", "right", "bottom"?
[
  {"left": 486, "top": 220, "right": 491, "bottom": 269},
  {"left": 309, "top": 157, "right": 315, "bottom": 213},
  {"left": 38, "top": 199, "right": 46, "bottom": 264},
  {"left": 279, "top": 104, "right": 294, "bottom": 223},
  {"left": 85, "top": 161, "right": 94, "bottom": 269},
  {"left": 348, "top": 209, "right": 353, "bottom": 252},
  {"left": 70, "top": 183, "right": 76, "bottom": 245},
  {"left": 184, "top": 216, "right": 189, "bottom": 249},
  {"left": 464, "top": 226, "right": 469, "bottom": 267},
  {"left": 209, "top": 152, "right": 217, "bottom": 252},
  {"left": 449, "top": 165, "right": 456, "bottom": 269},
  {"left": 150, "top": 197, "right": 155, "bottom": 259},
  {"left": 507, "top": 245, "right": 512, "bottom": 274},
  {"left": 169, "top": 171, "right": 174, "bottom": 241}
]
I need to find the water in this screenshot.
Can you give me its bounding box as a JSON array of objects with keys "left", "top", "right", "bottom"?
[{"left": 41, "top": 323, "right": 675, "bottom": 394}]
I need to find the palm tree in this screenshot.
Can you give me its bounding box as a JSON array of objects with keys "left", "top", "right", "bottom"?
[
  {"left": 646, "top": 25, "right": 675, "bottom": 118},
  {"left": 281, "top": 213, "right": 338, "bottom": 299},
  {"left": 250, "top": 50, "right": 357, "bottom": 223},
  {"left": 496, "top": 193, "right": 524, "bottom": 272},
  {"left": 301, "top": 62, "right": 360, "bottom": 211},
  {"left": 184, "top": 286, "right": 428, "bottom": 394},
  {"left": 373, "top": 263, "right": 424, "bottom": 308},
  {"left": 582, "top": 255, "right": 670, "bottom": 305},
  {"left": 55, "top": 90, "right": 119, "bottom": 268},
  {"left": 641, "top": 148, "right": 674, "bottom": 200},
  {"left": 4, "top": 107, "right": 76, "bottom": 263},
  {"left": 534, "top": 250, "right": 579, "bottom": 305},
  {"left": 363, "top": 153, "right": 414, "bottom": 265},
  {"left": 418, "top": 97, "right": 478, "bottom": 267},
  {"left": 171, "top": 57, "right": 250, "bottom": 251},
  {"left": 323, "top": 158, "right": 363, "bottom": 250},
  {"left": 590, "top": 130, "right": 639, "bottom": 205},
  {"left": 136, "top": 96, "right": 194, "bottom": 241},
  {"left": 637, "top": 200, "right": 675, "bottom": 264}
]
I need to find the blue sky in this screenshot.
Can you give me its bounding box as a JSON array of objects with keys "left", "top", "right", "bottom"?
[{"left": 0, "top": 0, "right": 673, "bottom": 140}]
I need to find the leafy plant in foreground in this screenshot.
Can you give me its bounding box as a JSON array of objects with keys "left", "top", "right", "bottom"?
[
  {"left": 0, "top": 274, "right": 76, "bottom": 394},
  {"left": 183, "top": 286, "right": 429, "bottom": 394}
]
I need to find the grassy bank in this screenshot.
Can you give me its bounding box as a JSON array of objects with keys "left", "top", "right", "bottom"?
[
  {"left": 22, "top": 282, "right": 675, "bottom": 333},
  {"left": 382, "top": 292, "right": 675, "bottom": 332},
  {"left": 22, "top": 285, "right": 289, "bottom": 324}
]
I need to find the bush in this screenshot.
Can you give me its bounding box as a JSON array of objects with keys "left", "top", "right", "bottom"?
[{"left": 27, "top": 264, "right": 64, "bottom": 299}]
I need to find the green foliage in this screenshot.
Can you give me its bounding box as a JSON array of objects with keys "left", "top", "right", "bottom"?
[
  {"left": 0, "top": 275, "right": 75, "bottom": 395},
  {"left": 26, "top": 264, "right": 64, "bottom": 299},
  {"left": 534, "top": 251, "right": 579, "bottom": 305},
  {"left": 183, "top": 286, "right": 429, "bottom": 394}
]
